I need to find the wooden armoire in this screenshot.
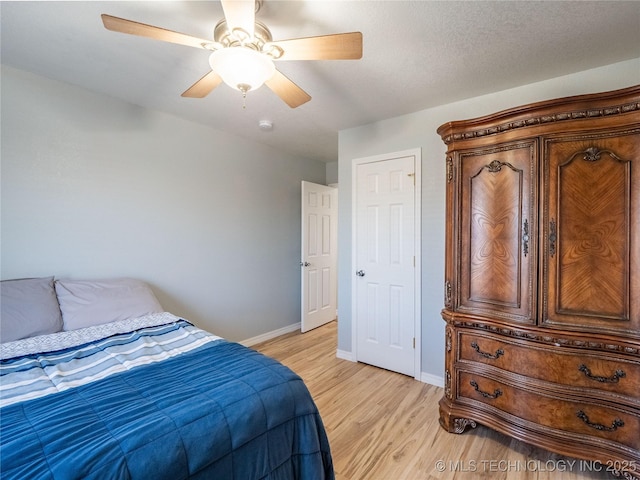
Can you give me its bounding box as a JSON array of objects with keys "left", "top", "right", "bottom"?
[{"left": 438, "top": 85, "right": 639, "bottom": 479}]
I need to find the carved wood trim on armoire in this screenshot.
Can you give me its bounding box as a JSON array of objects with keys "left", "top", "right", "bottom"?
[{"left": 438, "top": 85, "right": 640, "bottom": 479}]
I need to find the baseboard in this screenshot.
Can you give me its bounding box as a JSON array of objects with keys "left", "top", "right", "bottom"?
[
  {"left": 420, "top": 372, "right": 444, "bottom": 388},
  {"left": 240, "top": 322, "right": 301, "bottom": 347},
  {"left": 336, "top": 349, "right": 354, "bottom": 362},
  {"left": 334, "top": 351, "right": 444, "bottom": 388},
  {"left": 242, "top": 326, "right": 443, "bottom": 388}
]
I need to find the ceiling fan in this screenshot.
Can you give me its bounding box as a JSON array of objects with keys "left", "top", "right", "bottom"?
[{"left": 102, "top": 0, "right": 363, "bottom": 108}]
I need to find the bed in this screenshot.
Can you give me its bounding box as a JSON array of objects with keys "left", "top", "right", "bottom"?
[{"left": 0, "top": 277, "right": 334, "bottom": 480}]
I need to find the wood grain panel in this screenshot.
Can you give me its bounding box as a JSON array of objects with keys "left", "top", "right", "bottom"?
[
  {"left": 543, "top": 129, "right": 640, "bottom": 335},
  {"left": 459, "top": 332, "right": 640, "bottom": 402},
  {"left": 558, "top": 148, "right": 628, "bottom": 318},
  {"left": 458, "top": 371, "right": 640, "bottom": 451},
  {"left": 469, "top": 161, "right": 521, "bottom": 304},
  {"left": 458, "top": 141, "right": 537, "bottom": 324}
]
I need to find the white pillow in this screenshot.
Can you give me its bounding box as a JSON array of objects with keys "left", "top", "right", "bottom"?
[{"left": 55, "top": 278, "right": 163, "bottom": 331}]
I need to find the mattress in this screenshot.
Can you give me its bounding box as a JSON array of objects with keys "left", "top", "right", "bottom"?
[{"left": 0, "top": 313, "right": 334, "bottom": 479}]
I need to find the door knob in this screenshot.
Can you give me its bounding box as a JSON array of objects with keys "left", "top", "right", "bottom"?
[
  {"left": 356, "top": 270, "right": 365, "bottom": 277},
  {"left": 300, "top": 261, "right": 310, "bottom": 267}
]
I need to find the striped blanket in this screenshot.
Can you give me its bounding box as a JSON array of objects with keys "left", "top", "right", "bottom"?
[
  {"left": 0, "top": 314, "right": 334, "bottom": 479},
  {"left": 0, "top": 313, "right": 219, "bottom": 407}
]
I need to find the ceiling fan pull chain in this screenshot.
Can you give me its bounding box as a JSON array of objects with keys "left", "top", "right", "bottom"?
[{"left": 239, "top": 83, "right": 250, "bottom": 109}]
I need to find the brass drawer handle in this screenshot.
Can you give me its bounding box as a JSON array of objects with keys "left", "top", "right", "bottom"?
[
  {"left": 578, "top": 364, "right": 626, "bottom": 383},
  {"left": 576, "top": 410, "right": 624, "bottom": 432},
  {"left": 470, "top": 380, "right": 502, "bottom": 399},
  {"left": 471, "top": 341, "right": 504, "bottom": 360}
]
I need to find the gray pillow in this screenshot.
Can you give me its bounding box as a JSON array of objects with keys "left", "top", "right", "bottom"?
[
  {"left": 55, "top": 278, "right": 163, "bottom": 331},
  {"left": 1, "top": 276, "right": 64, "bottom": 342}
]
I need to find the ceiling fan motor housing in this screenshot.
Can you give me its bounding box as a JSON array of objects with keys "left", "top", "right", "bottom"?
[{"left": 213, "top": 19, "right": 283, "bottom": 59}]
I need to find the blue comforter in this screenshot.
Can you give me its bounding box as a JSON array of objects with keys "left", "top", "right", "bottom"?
[{"left": 0, "top": 315, "right": 334, "bottom": 479}]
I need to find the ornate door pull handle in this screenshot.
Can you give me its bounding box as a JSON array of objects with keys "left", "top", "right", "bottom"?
[
  {"left": 576, "top": 411, "right": 624, "bottom": 432},
  {"left": 549, "top": 218, "right": 557, "bottom": 257},
  {"left": 470, "top": 380, "right": 502, "bottom": 399},
  {"left": 522, "top": 219, "right": 529, "bottom": 257},
  {"left": 578, "top": 364, "right": 626, "bottom": 383},
  {"left": 471, "top": 342, "right": 504, "bottom": 359}
]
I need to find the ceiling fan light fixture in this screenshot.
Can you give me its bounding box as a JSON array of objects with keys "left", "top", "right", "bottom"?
[{"left": 208, "top": 47, "right": 275, "bottom": 93}]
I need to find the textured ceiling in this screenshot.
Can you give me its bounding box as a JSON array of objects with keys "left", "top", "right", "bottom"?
[{"left": 2, "top": 1, "right": 639, "bottom": 163}]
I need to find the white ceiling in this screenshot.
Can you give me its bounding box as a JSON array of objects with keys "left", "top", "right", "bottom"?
[{"left": 2, "top": 1, "right": 639, "bottom": 163}]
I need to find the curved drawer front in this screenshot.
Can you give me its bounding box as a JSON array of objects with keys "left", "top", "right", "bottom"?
[
  {"left": 459, "top": 332, "right": 640, "bottom": 400},
  {"left": 458, "top": 371, "right": 640, "bottom": 451}
]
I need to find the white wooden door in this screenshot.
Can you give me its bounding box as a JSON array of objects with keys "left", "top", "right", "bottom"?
[
  {"left": 353, "top": 151, "right": 420, "bottom": 377},
  {"left": 301, "top": 181, "right": 338, "bottom": 333}
]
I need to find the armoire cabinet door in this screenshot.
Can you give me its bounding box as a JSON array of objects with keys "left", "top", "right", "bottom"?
[
  {"left": 457, "top": 140, "right": 537, "bottom": 324},
  {"left": 542, "top": 128, "right": 640, "bottom": 335}
]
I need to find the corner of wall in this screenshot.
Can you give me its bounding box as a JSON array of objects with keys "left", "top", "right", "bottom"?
[
  {"left": 420, "top": 372, "right": 444, "bottom": 388},
  {"left": 336, "top": 349, "right": 354, "bottom": 362}
]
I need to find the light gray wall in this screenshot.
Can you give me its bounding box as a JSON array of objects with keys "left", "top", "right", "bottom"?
[
  {"left": 337, "top": 58, "right": 640, "bottom": 380},
  {"left": 325, "top": 162, "right": 338, "bottom": 185},
  {"left": 1, "top": 65, "right": 326, "bottom": 342}
]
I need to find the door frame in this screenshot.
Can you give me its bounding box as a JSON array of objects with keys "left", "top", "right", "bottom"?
[{"left": 351, "top": 148, "right": 422, "bottom": 380}]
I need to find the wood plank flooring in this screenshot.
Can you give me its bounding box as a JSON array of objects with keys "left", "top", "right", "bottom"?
[{"left": 254, "top": 321, "right": 618, "bottom": 480}]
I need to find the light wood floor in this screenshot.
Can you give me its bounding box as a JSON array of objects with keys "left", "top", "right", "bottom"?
[{"left": 254, "top": 321, "right": 618, "bottom": 480}]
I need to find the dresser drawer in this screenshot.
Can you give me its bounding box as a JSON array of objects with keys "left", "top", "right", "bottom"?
[
  {"left": 459, "top": 332, "right": 640, "bottom": 401},
  {"left": 458, "top": 371, "right": 640, "bottom": 451}
]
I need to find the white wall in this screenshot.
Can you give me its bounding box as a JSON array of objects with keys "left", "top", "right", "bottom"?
[
  {"left": 1, "top": 65, "right": 326, "bottom": 342},
  {"left": 337, "top": 58, "right": 640, "bottom": 382}
]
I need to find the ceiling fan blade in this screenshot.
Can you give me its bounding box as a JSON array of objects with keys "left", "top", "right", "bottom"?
[
  {"left": 181, "top": 71, "right": 223, "bottom": 98},
  {"left": 265, "top": 69, "right": 311, "bottom": 108},
  {"left": 220, "top": 0, "right": 255, "bottom": 41},
  {"left": 101, "top": 14, "right": 215, "bottom": 50},
  {"left": 269, "top": 32, "right": 363, "bottom": 61}
]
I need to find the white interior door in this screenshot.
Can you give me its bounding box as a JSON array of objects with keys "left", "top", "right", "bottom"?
[
  {"left": 353, "top": 150, "right": 420, "bottom": 377},
  {"left": 301, "top": 181, "right": 338, "bottom": 333}
]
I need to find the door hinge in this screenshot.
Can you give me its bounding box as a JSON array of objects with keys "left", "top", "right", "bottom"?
[{"left": 413, "top": 337, "right": 416, "bottom": 349}]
